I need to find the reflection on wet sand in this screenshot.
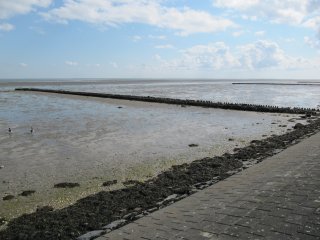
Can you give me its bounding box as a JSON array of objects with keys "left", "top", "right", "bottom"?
[{"left": 0, "top": 90, "right": 306, "bottom": 220}]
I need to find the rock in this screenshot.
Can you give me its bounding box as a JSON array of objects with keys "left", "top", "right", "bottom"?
[
  {"left": 102, "top": 180, "right": 117, "bottom": 187},
  {"left": 293, "top": 123, "right": 304, "bottom": 129},
  {"left": 134, "top": 213, "right": 145, "bottom": 219},
  {"left": 3, "top": 195, "right": 14, "bottom": 201},
  {"left": 117, "top": 106, "right": 122, "bottom": 109},
  {"left": 147, "top": 207, "right": 158, "bottom": 213},
  {"left": 226, "top": 170, "right": 238, "bottom": 176},
  {"left": 123, "top": 180, "right": 140, "bottom": 186},
  {"left": 133, "top": 207, "right": 142, "bottom": 212},
  {"left": 173, "top": 187, "right": 190, "bottom": 195},
  {"left": 0, "top": 165, "right": 4, "bottom": 169},
  {"left": 123, "top": 212, "right": 137, "bottom": 220},
  {"left": 54, "top": 182, "right": 80, "bottom": 188},
  {"left": 188, "top": 144, "right": 198, "bottom": 147},
  {"left": 77, "top": 230, "right": 104, "bottom": 240},
  {"left": 36, "top": 206, "right": 54, "bottom": 212},
  {"left": 0, "top": 217, "right": 6, "bottom": 226},
  {"left": 19, "top": 190, "right": 35, "bottom": 197},
  {"left": 228, "top": 138, "right": 234, "bottom": 141},
  {"left": 163, "top": 194, "right": 178, "bottom": 202},
  {"left": 119, "top": 209, "right": 127, "bottom": 214},
  {"left": 102, "top": 219, "right": 127, "bottom": 230}
]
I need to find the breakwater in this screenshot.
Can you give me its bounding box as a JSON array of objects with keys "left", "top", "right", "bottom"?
[{"left": 15, "top": 88, "right": 318, "bottom": 115}]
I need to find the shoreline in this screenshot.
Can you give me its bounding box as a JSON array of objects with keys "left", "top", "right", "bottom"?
[{"left": 0, "top": 116, "right": 319, "bottom": 240}]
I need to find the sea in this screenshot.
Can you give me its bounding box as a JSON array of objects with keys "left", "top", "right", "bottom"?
[
  {"left": 1, "top": 78, "right": 320, "bottom": 108},
  {"left": 0, "top": 78, "right": 319, "bottom": 219}
]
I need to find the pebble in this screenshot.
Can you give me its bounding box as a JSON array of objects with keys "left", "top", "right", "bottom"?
[
  {"left": 102, "top": 219, "right": 127, "bottom": 230},
  {"left": 76, "top": 230, "right": 105, "bottom": 240}
]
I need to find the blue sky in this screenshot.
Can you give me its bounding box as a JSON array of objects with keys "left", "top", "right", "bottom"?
[{"left": 0, "top": 0, "right": 319, "bottom": 79}]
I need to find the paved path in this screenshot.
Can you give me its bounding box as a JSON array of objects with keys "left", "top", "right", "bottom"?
[{"left": 97, "top": 133, "right": 320, "bottom": 240}]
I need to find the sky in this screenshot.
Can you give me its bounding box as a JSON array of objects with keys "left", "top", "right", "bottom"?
[{"left": 0, "top": 0, "right": 320, "bottom": 79}]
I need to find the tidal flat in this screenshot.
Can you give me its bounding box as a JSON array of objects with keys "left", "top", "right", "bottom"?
[{"left": 0, "top": 90, "right": 306, "bottom": 220}]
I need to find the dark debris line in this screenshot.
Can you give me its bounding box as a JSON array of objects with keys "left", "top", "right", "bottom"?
[
  {"left": 15, "top": 88, "right": 319, "bottom": 115},
  {"left": 0, "top": 115, "right": 319, "bottom": 239}
]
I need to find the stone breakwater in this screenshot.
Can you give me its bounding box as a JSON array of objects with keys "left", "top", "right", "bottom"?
[
  {"left": 15, "top": 88, "right": 318, "bottom": 115},
  {"left": 0, "top": 117, "right": 319, "bottom": 240}
]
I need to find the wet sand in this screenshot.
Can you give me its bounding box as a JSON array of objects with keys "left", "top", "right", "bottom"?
[{"left": 0, "top": 91, "right": 307, "bottom": 220}]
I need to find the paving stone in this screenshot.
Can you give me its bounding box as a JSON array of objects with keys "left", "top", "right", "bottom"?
[
  {"left": 297, "top": 222, "right": 320, "bottom": 237},
  {"left": 101, "top": 132, "right": 320, "bottom": 240}
]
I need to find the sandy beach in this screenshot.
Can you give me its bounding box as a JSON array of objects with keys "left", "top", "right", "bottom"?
[{"left": 0, "top": 90, "right": 307, "bottom": 220}]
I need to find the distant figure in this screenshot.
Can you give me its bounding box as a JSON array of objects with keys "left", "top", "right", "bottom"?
[
  {"left": 30, "top": 127, "right": 33, "bottom": 134},
  {"left": 8, "top": 128, "right": 11, "bottom": 133}
]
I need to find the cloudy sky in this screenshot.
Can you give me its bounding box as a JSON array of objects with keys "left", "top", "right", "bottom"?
[{"left": 0, "top": 0, "right": 319, "bottom": 79}]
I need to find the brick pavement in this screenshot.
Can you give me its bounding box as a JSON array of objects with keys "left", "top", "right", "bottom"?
[{"left": 97, "top": 132, "right": 320, "bottom": 240}]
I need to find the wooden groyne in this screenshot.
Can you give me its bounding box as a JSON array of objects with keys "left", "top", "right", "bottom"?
[{"left": 15, "top": 88, "right": 318, "bottom": 115}]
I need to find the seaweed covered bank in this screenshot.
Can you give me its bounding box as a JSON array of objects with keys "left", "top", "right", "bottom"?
[
  {"left": 15, "top": 88, "right": 319, "bottom": 115},
  {"left": 0, "top": 115, "right": 319, "bottom": 240}
]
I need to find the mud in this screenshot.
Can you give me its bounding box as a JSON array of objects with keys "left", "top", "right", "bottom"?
[{"left": 0, "top": 117, "right": 319, "bottom": 240}]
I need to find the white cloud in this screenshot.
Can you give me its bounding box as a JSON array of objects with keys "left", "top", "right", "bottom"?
[
  {"left": 238, "top": 40, "right": 290, "bottom": 69},
  {"left": 148, "top": 35, "right": 166, "bottom": 40},
  {"left": 0, "top": 0, "right": 52, "bottom": 19},
  {"left": 19, "top": 62, "right": 28, "bottom": 67},
  {"left": 214, "top": 0, "right": 320, "bottom": 46},
  {"left": 155, "top": 40, "right": 315, "bottom": 71},
  {"left": 132, "top": 35, "right": 142, "bottom": 42},
  {"left": 304, "top": 36, "right": 320, "bottom": 48},
  {"left": 65, "top": 61, "right": 78, "bottom": 66},
  {"left": 155, "top": 44, "right": 174, "bottom": 49},
  {"left": 232, "top": 31, "right": 244, "bottom": 37},
  {"left": 87, "top": 63, "right": 101, "bottom": 67},
  {"left": 213, "top": 0, "right": 318, "bottom": 25},
  {"left": 153, "top": 54, "right": 162, "bottom": 61},
  {"left": 42, "top": 0, "right": 235, "bottom": 36},
  {"left": 303, "top": 16, "right": 320, "bottom": 30},
  {"left": 214, "top": 0, "right": 259, "bottom": 10},
  {"left": 0, "top": 23, "right": 14, "bottom": 31},
  {"left": 254, "top": 31, "right": 265, "bottom": 37},
  {"left": 283, "top": 38, "right": 295, "bottom": 43},
  {"left": 110, "top": 62, "right": 118, "bottom": 68},
  {"left": 161, "top": 42, "right": 241, "bottom": 70}
]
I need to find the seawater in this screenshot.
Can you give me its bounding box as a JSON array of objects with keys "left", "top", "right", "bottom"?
[
  {"left": 1, "top": 79, "right": 319, "bottom": 108},
  {"left": 0, "top": 78, "right": 317, "bottom": 220}
]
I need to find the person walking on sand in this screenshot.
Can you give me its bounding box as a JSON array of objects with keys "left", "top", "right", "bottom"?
[
  {"left": 30, "top": 127, "right": 33, "bottom": 134},
  {"left": 8, "top": 128, "right": 11, "bottom": 133}
]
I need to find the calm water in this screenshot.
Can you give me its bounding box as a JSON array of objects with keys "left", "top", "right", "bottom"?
[{"left": 1, "top": 79, "right": 319, "bottom": 108}]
